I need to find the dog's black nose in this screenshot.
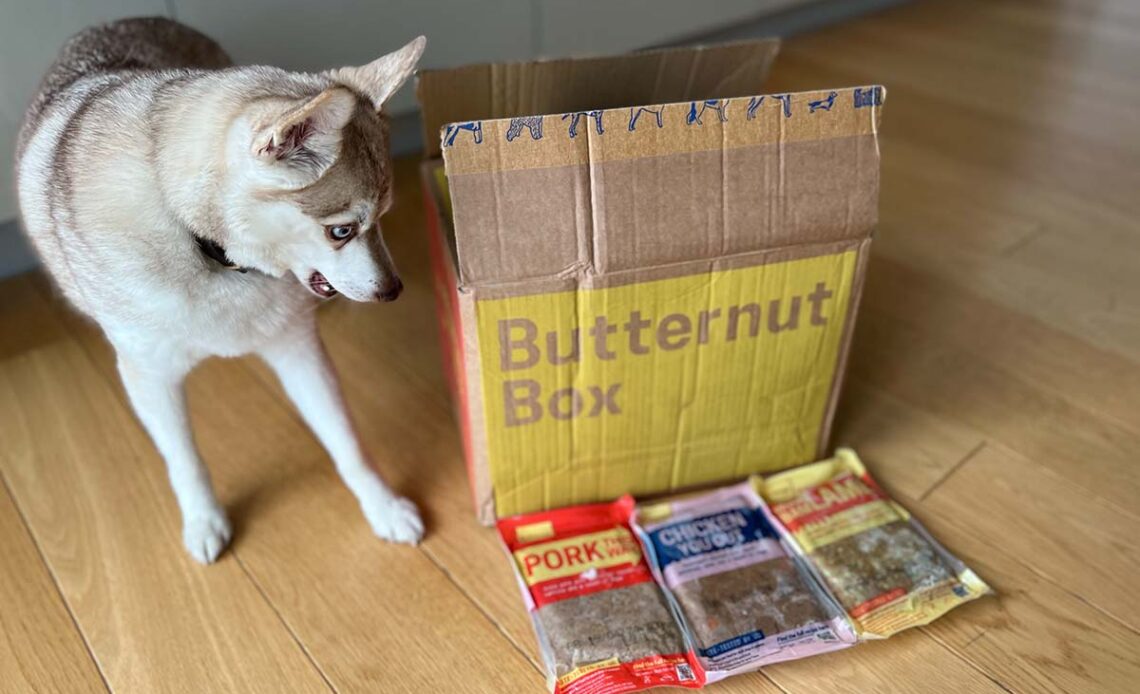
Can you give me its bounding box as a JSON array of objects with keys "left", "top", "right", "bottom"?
[{"left": 376, "top": 277, "right": 403, "bottom": 302}]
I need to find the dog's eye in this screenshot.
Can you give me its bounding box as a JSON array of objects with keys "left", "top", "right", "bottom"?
[{"left": 326, "top": 224, "right": 357, "bottom": 243}]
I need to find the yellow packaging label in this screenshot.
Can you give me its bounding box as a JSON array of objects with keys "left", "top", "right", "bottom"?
[
  {"left": 791, "top": 498, "right": 900, "bottom": 552},
  {"left": 557, "top": 658, "right": 620, "bottom": 688},
  {"left": 856, "top": 569, "right": 990, "bottom": 638},
  {"left": 476, "top": 251, "right": 858, "bottom": 516},
  {"left": 512, "top": 528, "right": 642, "bottom": 585},
  {"left": 515, "top": 520, "right": 555, "bottom": 544}
]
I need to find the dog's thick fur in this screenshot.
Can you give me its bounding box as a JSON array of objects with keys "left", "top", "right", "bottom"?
[{"left": 15, "top": 17, "right": 426, "bottom": 563}]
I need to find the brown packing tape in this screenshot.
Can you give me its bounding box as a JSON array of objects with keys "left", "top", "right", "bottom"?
[
  {"left": 416, "top": 39, "right": 780, "bottom": 159},
  {"left": 442, "top": 87, "right": 882, "bottom": 175},
  {"left": 464, "top": 237, "right": 871, "bottom": 301}
]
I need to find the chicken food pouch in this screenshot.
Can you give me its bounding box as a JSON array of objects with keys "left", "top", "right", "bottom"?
[{"left": 632, "top": 481, "right": 855, "bottom": 681}]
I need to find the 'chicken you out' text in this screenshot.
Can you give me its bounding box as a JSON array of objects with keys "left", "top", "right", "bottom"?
[{"left": 495, "top": 281, "right": 835, "bottom": 426}]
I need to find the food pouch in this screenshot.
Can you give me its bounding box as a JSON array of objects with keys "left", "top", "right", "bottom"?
[
  {"left": 498, "top": 496, "right": 704, "bottom": 693},
  {"left": 755, "top": 448, "right": 991, "bottom": 638},
  {"left": 632, "top": 481, "right": 855, "bottom": 681}
]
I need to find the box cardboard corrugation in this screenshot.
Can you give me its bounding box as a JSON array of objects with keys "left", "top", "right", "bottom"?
[{"left": 417, "top": 40, "right": 885, "bottom": 524}]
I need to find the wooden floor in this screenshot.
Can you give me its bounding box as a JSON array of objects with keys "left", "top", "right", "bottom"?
[{"left": 2, "top": 1, "right": 1138, "bottom": 692}]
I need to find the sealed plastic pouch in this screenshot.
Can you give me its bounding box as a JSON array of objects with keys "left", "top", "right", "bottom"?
[
  {"left": 498, "top": 496, "right": 703, "bottom": 693},
  {"left": 755, "top": 448, "right": 991, "bottom": 638},
  {"left": 632, "top": 481, "right": 855, "bottom": 681}
]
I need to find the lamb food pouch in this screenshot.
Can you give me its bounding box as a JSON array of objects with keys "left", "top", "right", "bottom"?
[
  {"left": 632, "top": 481, "right": 855, "bottom": 680},
  {"left": 497, "top": 496, "right": 703, "bottom": 693},
  {"left": 755, "top": 448, "right": 991, "bottom": 638}
]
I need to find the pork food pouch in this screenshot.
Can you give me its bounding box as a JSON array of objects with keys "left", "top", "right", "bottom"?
[
  {"left": 632, "top": 481, "right": 855, "bottom": 681},
  {"left": 755, "top": 448, "right": 992, "bottom": 638},
  {"left": 497, "top": 496, "right": 704, "bottom": 693}
]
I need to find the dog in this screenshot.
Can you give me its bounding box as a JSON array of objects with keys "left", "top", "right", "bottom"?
[{"left": 15, "top": 17, "right": 426, "bottom": 564}]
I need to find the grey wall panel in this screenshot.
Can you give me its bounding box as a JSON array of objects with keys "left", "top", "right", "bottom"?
[
  {"left": 0, "top": 0, "right": 169, "bottom": 221},
  {"left": 172, "top": 0, "right": 537, "bottom": 117},
  {"left": 535, "top": 0, "right": 804, "bottom": 56}
]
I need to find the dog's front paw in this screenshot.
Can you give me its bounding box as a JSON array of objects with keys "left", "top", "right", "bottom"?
[
  {"left": 363, "top": 496, "right": 424, "bottom": 546},
  {"left": 183, "top": 510, "right": 233, "bottom": 564}
]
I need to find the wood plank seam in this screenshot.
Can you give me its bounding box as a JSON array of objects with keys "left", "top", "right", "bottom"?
[
  {"left": 230, "top": 330, "right": 561, "bottom": 676},
  {"left": 997, "top": 225, "right": 1047, "bottom": 259},
  {"left": 920, "top": 627, "right": 1015, "bottom": 694},
  {"left": 758, "top": 670, "right": 792, "bottom": 694},
  {"left": 37, "top": 307, "right": 349, "bottom": 691},
  {"left": 939, "top": 432, "right": 1140, "bottom": 527},
  {"left": 880, "top": 580, "right": 1015, "bottom": 694},
  {"left": 46, "top": 292, "right": 552, "bottom": 688},
  {"left": 858, "top": 362, "right": 1140, "bottom": 524},
  {"left": 418, "top": 545, "right": 544, "bottom": 674},
  {"left": 230, "top": 553, "right": 339, "bottom": 694},
  {"left": 920, "top": 441, "right": 988, "bottom": 501},
  {"left": 856, "top": 263, "right": 1140, "bottom": 439},
  {"left": 901, "top": 482, "right": 1140, "bottom": 637},
  {"left": 957, "top": 630, "right": 988, "bottom": 652},
  {"left": 1066, "top": 588, "right": 1140, "bottom": 640},
  {"left": 0, "top": 469, "right": 112, "bottom": 693}
]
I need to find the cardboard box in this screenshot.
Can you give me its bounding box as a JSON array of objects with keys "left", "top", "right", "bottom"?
[{"left": 417, "top": 40, "right": 885, "bottom": 524}]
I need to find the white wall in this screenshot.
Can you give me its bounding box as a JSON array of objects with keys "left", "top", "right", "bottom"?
[
  {"left": 0, "top": 0, "right": 803, "bottom": 224},
  {"left": 0, "top": 0, "right": 168, "bottom": 223}
]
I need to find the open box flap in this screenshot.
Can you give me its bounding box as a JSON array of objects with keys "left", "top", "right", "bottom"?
[
  {"left": 416, "top": 39, "right": 780, "bottom": 159},
  {"left": 440, "top": 86, "right": 885, "bottom": 293}
]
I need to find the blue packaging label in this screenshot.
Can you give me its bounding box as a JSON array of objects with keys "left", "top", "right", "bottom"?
[{"left": 648, "top": 507, "right": 778, "bottom": 571}]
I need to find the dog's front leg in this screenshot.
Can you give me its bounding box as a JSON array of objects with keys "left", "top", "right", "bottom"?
[
  {"left": 117, "top": 354, "right": 231, "bottom": 564},
  {"left": 259, "top": 323, "right": 424, "bottom": 545}
]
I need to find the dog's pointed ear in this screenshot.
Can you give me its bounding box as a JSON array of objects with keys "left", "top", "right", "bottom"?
[
  {"left": 329, "top": 36, "right": 426, "bottom": 111},
  {"left": 254, "top": 87, "right": 357, "bottom": 171}
]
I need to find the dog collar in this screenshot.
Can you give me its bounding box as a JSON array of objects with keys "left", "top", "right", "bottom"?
[{"left": 194, "top": 235, "right": 248, "bottom": 273}]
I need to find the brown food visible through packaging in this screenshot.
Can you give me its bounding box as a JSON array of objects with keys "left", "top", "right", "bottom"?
[
  {"left": 672, "top": 556, "right": 827, "bottom": 650},
  {"left": 811, "top": 521, "right": 955, "bottom": 611},
  {"left": 535, "top": 582, "right": 686, "bottom": 677}
]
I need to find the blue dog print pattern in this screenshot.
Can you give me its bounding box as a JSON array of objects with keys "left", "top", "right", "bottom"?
[
  {"left": 443, "top": 121, "right": 483, "bottom": 147},
  {"left": 562, "top": 111, "right": 605, "bottom": 138},
  {"left": 853, "top": 86, "right": 883, "bottom": 108},
  {"left": 506, "top": 116, "right": 544, "bottom": 142},
  {"left": 808, "top": 91, "right": 838, "bottom": 113},
  {"left": 628, "top": 106, "right": 665, "bottom": 131},
  {"left": 687, "top": 99, "right": 729, "bottom": 125},
  {"left": 443, "top": 89, "right": 873, "bottom": 148},
  {"left": 746, "top": 96, "right": 765, "bottom": 120}
]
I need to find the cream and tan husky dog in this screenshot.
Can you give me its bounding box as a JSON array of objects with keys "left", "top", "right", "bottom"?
[{"left": 16, "top": 18, "right": 426, "bottom": 563}]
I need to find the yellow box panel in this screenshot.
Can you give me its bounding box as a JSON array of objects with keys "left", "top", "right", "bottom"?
[{"left": 475, "top": 250, "right": 859, "bottom": 516}]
